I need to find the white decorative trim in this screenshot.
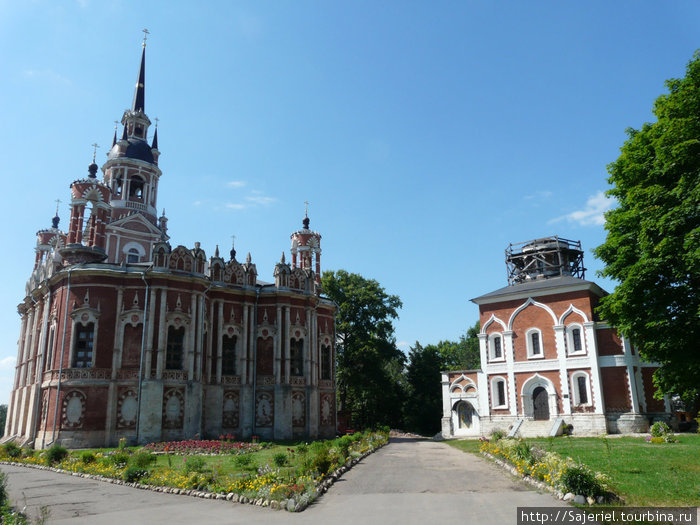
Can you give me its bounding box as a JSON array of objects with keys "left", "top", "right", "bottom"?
[
  {"left": 490, "top": 376, "right": 508, "bottom": 409},
  {"left": 571, "top": 371, "right": 592, "bottom": 407},
  {"left": 525, "top": 327, "right": 544, "bottom": 359},
  {"left": 507, "top": 297, "right": 558, "bottom": 330},
  {"left": 481, "top": 314, "right": 507, "bottom": 334},
  {"left": 488, "top": 333, "right": 505, "bottom": 362},
  {"left": 558, "top": 304, "right": 590, "bottom": 324},
  {"left": 565, "top": 323, "right": 587, "bottom": 356}
]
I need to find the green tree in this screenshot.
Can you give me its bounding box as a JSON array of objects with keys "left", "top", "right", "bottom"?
[
  {"left": 594, "top": 52, "right": 700, "bottom": 413},
  {"left": 0, "top": 405, "right": 6, "bottom": 435},
  {"left": 321, "top": 269, "right": 404, "bottom": 429},
  {"left": 404, "top": 322, "right": 480, "bottom": 435}
]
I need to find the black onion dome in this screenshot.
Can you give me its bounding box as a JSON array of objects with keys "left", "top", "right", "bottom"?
[
  {"left": 109, "top": 138, "right": 155, "bottom": 163},
  {"left": 88, "top": 163, "right": 99, "bottom": 178}
]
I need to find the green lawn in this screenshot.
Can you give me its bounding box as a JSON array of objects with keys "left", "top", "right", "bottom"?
[{"left": 447, "top": 434, "right": 700, "bottom": 506}]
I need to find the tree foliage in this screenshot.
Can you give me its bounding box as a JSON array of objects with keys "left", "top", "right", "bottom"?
[
  {"left": 404, "top": 321, "right": 480, "bottom": 435},
  {"left": 594, "top": 52, "right": 700, "bottom": 410},
  {"left": 321, "top": 269, "right": 404, "bottom": 429}
]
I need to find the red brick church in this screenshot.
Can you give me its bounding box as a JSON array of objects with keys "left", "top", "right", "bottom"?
[
  {"left": 4, "top": 42, "right": 337, "bottom": 449},
  {"left": 442, "top": 237, "right": 670, "bottom": 437}
]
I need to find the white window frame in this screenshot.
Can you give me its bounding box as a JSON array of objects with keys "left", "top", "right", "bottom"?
[
  {"left": 122, "top": 242, "right": 146, "bottom": 264},
  {"left": 488, "top": 333, "right": 505, "bottom": 362},
  {"left": 526, "top": 328, "right": 544, "bottom": 359},
  {"left": 566, "top": 324, "right": 586, "bottom": 355},
  {"left": 571, "top": 371, "right": 592, "bottom": 406},
  {"left": 490, "top": 376, "right": 508, "bottom": 409}
]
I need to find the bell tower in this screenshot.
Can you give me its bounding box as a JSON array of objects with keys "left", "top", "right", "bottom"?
[
  {"left": 290, "top": 203, "right": 322, "bottom": 283},
  {"left": 100, "top": 32, "right": 168, "bottom": 264}
]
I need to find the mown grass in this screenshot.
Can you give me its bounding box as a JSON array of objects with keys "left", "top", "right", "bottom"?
[
  {"left": 528, "top": 434, "right": 700, "bottom": 506},
  {"left": 447, "top": 434, "right": 700, "bottom": 506}
]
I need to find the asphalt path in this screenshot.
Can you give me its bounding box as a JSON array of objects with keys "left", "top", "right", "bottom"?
[{"left": 2, "top": 438, "right": 565, "bottom": 524}]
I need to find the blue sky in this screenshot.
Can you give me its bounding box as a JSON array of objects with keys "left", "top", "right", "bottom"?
[{"left": 0, "top": 1, "right": 698, "bottom": 405}]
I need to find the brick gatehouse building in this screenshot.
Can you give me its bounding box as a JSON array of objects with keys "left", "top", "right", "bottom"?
[
  {"left": 4, "top": 43, "right": 337, "bottom": 449},
  {"left": 441, "top": 237, "right": 670, "bottom": 438}
]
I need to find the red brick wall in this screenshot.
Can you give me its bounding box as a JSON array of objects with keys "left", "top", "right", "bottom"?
[
  {"left": 641, "top": 367, "right": 665, "bottom": 412},
  {"left": 596, "top": 328, "right": 624, "bottom": 356},
  {"left": 601, "top": 367, "right": 631, "bottom": 411},
  {"left": 511, "top": 306, "right": 556, "bottom": 361},
  {"left": 515, "top": 370, "right": 563, "bottom": 413}
]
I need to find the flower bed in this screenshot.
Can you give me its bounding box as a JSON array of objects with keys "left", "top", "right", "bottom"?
[
  {"left": 0, "top": 430, "right": 389, "bottom": 513},
  {"left": 479, "top": 437, "right": 616, "bottom": 503},
  {"left": 144, "top": 439, "right": 261, "bottom": 455}
]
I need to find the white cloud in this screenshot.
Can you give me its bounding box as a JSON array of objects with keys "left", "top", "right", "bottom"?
[
  {"left": 0, "top": 356, "right": 15, "bottom": 370},
  {"left": 549, "top": 191, "right": 614, "bottom": 226},
  {"left": 225, "top": 203, "right": 246, "bottom": 210},
  {"left": 524, "top": 190, "right": 553, "bottom": 201},
  {"left": 23, "top": 68, "right": 71, "bottom": 85},
  {"left": 193, "top": 200, "right": 202, "bottom": 206},
  {"left": 227, "top": 181, "right": 246, "bottom": 189},
  {"left": 396, "top": 341, "right": 410, "bottom": 350},
  {"left": 245, "top": 195, "right": 276, "bottom": 206}
]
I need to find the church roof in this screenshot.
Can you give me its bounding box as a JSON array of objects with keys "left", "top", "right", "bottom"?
[{"left": 471, "top": 275, "right": 608, "bottom": 305}]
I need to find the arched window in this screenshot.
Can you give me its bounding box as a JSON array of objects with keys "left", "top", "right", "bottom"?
[
  {"left": 572, "top": 372, "right": 591, "bottom": 406},
  {"left": 457, "top": 401, "right": 474, "bottom": 429},
  {"left": 491, "top": 377, "right": 508, "bottom": 409},
  {"left": 127, "top": 248, "right": 140, "bottom": 263},
  {"left": 129, "top": 176, "right": 145, "bottom": 200},
  {"left": 526, "top": 328, "right": 544, "bottom": 359},
  {"left": 567, "top": 324, "right": 585, "bottom": 354},
  {"left": 222, "top": 335, "right": 237, "bottom": 375},
  {"left": 489, "top": 333, "right": 503, "bottom": 361},
  {"left": 166, "top": 326, "right": 185, "bottom": 370},
  {"left": 290, "top": 338, "right": 304, "bottom": 377},
  {"left": 321, "top": 344, "right": 332, "bottom": 380},
  {"left": 73, "top": 322, "right": 94, "bottom": 368}
]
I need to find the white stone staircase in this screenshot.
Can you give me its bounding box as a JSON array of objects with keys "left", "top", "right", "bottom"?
[{"left": 515, "top": 419, "right": 557, "bottom": 438}]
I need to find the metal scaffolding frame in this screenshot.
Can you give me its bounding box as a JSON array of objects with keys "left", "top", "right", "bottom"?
[{"left": 505, "top": 236, "right": 586, "bottom": 285}]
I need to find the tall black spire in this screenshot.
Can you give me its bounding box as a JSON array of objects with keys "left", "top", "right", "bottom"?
[{"left": 131, "top": 44, "right": 146, "bottom": 112}]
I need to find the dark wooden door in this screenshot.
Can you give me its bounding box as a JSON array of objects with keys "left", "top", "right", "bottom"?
[{"left": 533, "top": 386, "right": 549, "bottom": 420}]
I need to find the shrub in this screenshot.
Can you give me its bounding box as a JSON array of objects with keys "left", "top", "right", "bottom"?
[
  {"left": 3, "top": 442, "right": 21, "bottom": 459},
  {"left": 560, "top": 465, "right": 604, "bottom": 498},
  {"left": 272, "top": 452, "right": 287, "bottom": 467},
  {"left": 650, "top": 421, "right": 671, "bottom": 437},
  {"left": 234, "top": 453, "right": 254, "bottom": 468},
  {"left": 80, "top": 451, "right": 96, "bottom": 464},
  {"left": 182, "top": 456, "right": 206, "bottom": 474},
  {"left": 107, "top": 451, "right": 131, "bottom": 468},
  {"left": 123, "top": 467, "right": 149, "bottom": 483},
  {"left": 130, "top": 450, "right": 156, "bottom": 468},
  {"left": 296, "top": 443, "right": 309, "bottom": 455},
  {"left": 0, "top": 471, "right": 7, "bottom": 507},
  {"left": 45, "top": 444, "right": 68, "bottom": 465},
  {"left": 491, "top": 428, "right": 506, "bottom": 442},
  {"left": 118, "top": 437, "right": 128, "bottom": 450}
]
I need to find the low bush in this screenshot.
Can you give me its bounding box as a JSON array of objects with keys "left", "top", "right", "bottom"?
[
  {"left": 2, "top": 442, "right": 21, "bottom": 459},
  {"left": 80, "top": 451, "right": 96, "bottom": 464},
  {"left": 107, "top": 451, "right": 130, "bottom": 468},
  {"left": 130, "top": 450, "right": 156, "bottom": 469},
  {"left": 272, "top": 452, "right": 287, "bottom": 467},
  {"left": 560, "top": 465, "right": 604, "bottom": 498},
  {"left": 45, "top": 444, "right": 68, "bottom": 465},
  {"left": 123, "top": 467, "right": 149, "bottom": 483},
  {"left": 182, "top": 456, "right": 206, "bottom": 474},
  {"left": 650, "top": 421, "right": 671, "bottom": 437},
  {"left": 491, "top": 428, "right": 506, "bottom": 442}
]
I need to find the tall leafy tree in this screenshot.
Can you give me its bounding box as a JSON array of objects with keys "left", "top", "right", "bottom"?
[
  {"left": 404, "top": 322, "right": 480, "bottom": 435},
  {"left": 321, "top": 269, "right": 404, "bottom": 429},
  {"left": 594, "top": 52, "right": 700, "bottom": 413}
]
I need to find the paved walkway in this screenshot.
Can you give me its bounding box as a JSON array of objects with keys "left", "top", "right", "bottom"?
[{"left": 2, "top": 438, "right": 564, "bottom": 524}]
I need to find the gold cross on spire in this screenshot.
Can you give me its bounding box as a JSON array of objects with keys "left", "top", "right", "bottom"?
[
  {"left": 142, "top": 28, "right": 150, "bottom": 47},
  {"left": 91, "top": 143, "right": 99, "bottom": 162},
  {"left": 304, "top": 200, "right": 309, "bottom": 218},
  {"left": 155, "top": 116, "right": 159, "bottom": 128},
  {"left": 55, "top": 199, "right": 61, "bottom": 215},
  {"left": 231, "top": 234, "right": 236, "bottom": 247}
]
